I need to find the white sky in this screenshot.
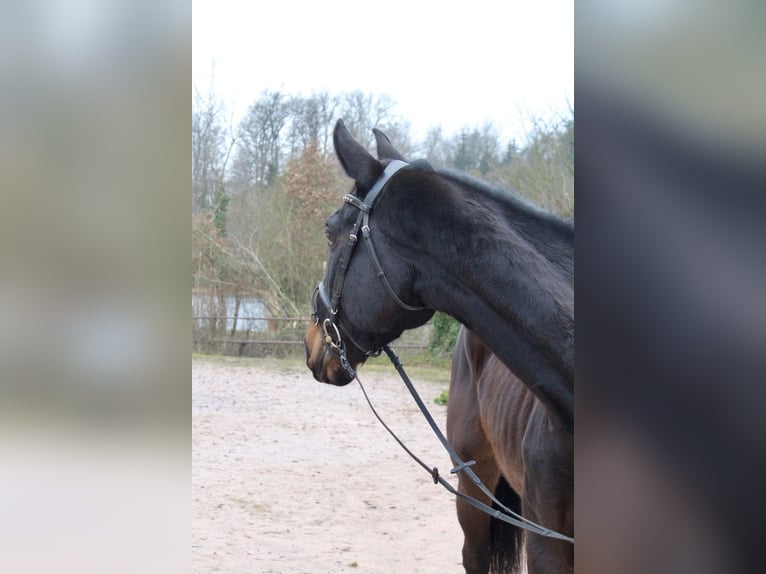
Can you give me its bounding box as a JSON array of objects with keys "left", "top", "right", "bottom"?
[{"left": 192, "top": 0, "right": 573, "bottom": 144}]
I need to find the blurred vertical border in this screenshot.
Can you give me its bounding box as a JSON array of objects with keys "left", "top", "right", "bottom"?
[
  {"left": 0, "top": 1, "right": 189, "bottom": 572},
  {"left": 576, "top": 1, "right": 765, "bottom": 573}
]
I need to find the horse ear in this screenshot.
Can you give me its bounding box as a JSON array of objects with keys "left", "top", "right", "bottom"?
[
  {"left": 333, "top": 119, "right": 382, "bottom": 192},
  {"left": 373, "top": 128, "right": 407, "bottom": 162}
]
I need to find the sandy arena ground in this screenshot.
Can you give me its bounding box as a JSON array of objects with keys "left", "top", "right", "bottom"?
[{"left": 192, "top": 355, "right": 466, "bottom": 573}]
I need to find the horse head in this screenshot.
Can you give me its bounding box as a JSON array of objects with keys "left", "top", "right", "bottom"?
[{"left": 304, "top": 120, "right": 434, "bottom": 385}]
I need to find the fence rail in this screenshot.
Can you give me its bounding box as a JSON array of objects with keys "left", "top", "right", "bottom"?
[
  {"left": 192, "top": 316, "right": 307, "bottom": 322},
  {"left": 192, "top": 315, "right": 431, "bottom": 358}
]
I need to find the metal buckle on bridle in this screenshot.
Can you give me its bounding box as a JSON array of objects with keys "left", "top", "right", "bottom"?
[
  {"left": 321, "top": 318, "right": 342, "bottom": 352},
  {"left": 311, "top": 284, "right": 358, "bottom": 377}
]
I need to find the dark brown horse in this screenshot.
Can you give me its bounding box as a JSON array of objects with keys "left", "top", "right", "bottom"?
[
  {"left": 449, "top": 327, "right": 573, "bottom": 573},
  {"left": 305, "top": 120, "right": 574, "bottom": 573}
]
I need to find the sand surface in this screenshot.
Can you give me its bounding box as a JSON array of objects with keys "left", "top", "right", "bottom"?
[{"left": 192, "top": 356, "right": 465, "bottom": 573}]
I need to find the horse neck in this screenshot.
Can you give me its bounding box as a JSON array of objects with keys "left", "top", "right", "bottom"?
[{"left": 395, "top": 173, "right": 575, "bottom": 428}]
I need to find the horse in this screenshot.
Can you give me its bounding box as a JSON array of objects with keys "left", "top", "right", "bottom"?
[
  {"left": 449, "top": 327, "right": 573, "bottom": 573},
  {"left": 304, "top": 120, "right": 574, "bottom": 573}
]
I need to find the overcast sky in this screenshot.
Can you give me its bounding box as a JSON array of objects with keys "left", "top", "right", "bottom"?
[{"left": 192, "top": 0, "right": 573, "bottom": 145}]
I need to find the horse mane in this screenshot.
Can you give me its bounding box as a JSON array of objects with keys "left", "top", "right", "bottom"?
[
  {"left": 435, "top": 168, "right": 574, "bottom": 280},
  {"left": 437, "top": 168, "right": 573, "bottom": 233}
]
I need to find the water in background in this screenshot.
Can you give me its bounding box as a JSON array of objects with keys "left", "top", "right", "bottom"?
[{"left": 192, "top": 295, "right": 268, "bottom": 332}]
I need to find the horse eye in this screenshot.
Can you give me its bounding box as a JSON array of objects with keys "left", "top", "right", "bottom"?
[{"left": 325, "top": 228, "right": 336, "bottom": 246}]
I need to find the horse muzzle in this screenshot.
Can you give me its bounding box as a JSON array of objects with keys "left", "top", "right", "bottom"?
[{"left": 304, "top": 321, "right": 355, "bottom": 386}]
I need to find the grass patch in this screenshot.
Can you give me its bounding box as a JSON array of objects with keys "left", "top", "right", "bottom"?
[
  {"left": 358, "top": 352, "right": 451, "bottom": 384},
  {"left": 192, "top": 353, "right": 305, "bottom": 372},
  {"left": 434, "top": 389, "right": 449, "bottom": 406}
]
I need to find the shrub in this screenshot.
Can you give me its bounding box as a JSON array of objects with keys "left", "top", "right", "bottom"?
[{"left": 428, "top": 312, "right": 461, "bottom": 357}]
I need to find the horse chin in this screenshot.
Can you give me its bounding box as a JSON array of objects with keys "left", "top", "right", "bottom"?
[
  {"left": 312, "top": 351, "right": 355, "bottom": 386},
  {"left": 321, "top": 361, "right": 355, "bottom": 386}
]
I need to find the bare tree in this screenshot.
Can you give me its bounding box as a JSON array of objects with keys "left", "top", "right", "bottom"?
[
  {"left": 192, "top": 84, "right": 235, "bottom": 214},
  {"left": 286, "top": 92, "right": 339, "bottom": 157},
  {"left": 336, "top": 91, "right": 412, "bottom": 151},
  {"left": 421, "top": 125, "right": 452, "bottom": 167},
  {"left": 233, "top": 90, "right": 290, "bottom": 191},
  {"left": 449, "top": 123, "right": 502, "bottom": 175},
  {"left": 490, "top": 112, "right": 574, "bottom": 217}
]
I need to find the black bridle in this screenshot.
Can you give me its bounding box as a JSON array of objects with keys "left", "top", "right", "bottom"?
[{"left": 311, "top": 159, "right": 427, "bottom": 377}]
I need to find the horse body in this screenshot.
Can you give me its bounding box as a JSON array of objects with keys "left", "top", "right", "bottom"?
[
  {"left": 304, "top": 120, "right": 574, "bottom": 573},
  {"left": 449, "top": 327, "right": 573, "bottom": 573}
]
